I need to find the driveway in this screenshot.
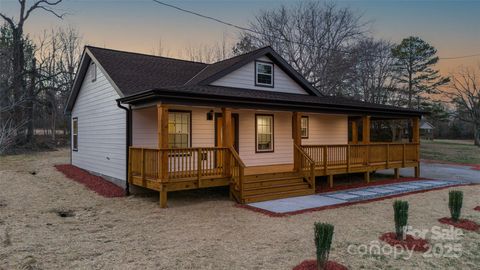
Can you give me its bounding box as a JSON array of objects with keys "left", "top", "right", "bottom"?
[{"left": 378, "top": 161, "right": 480, "bottom": 184}]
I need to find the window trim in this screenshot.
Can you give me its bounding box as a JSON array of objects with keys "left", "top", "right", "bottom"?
[
  {"left": 167, "top": 109, "right": 192, "bottom": 149},
  {"left": 301, "top": 116, "right": 309, "bottom": 139},
  {"left": 255, "top": 114, "right": 274, "bottom": 153},
  {"left": 254, "top": 60, "right": 274, "bottom": 88},
  {"left": 72, "top": 117, "right": 78, "bottom": 151},
  {"left": 91, "top": 62, "right": 97, "bottom": 82}
]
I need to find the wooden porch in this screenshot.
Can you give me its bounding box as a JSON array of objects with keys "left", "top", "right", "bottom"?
[{"left": 128, "top": 104, "right": 421, "bottom": 207}]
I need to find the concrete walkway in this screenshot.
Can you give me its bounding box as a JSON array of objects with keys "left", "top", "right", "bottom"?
[
  {"left": 378, "top": 161, "right": 480, "bottom": 184},
  {"left": 248, "top": 179, "right": 468, "bottom": 214}
]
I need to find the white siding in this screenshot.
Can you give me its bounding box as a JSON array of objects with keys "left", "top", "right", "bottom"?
[
  {"left": 132, "top": 107, "right": 157, "bottom": 148},
  {"left": 211, "top": 56, "right": 308, "bottom": 95},
  {"left": 236, "top": 110, "right": 293, "bottom": 166},
  {"left": 71, "top": 62, "right": 126, "bottom": 182},
  {"left": 130, "top": 107, "right": 349, "bottom": 168},
  {"left": 301, "top": 114, "right": 348, "bottom": 145}
]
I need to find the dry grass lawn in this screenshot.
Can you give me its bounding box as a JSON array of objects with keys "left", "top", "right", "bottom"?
[
  {"left": 1, "top": 149, "right": 479, "bottom": 269},
  {"left": 421, "top": 139, "right": 480, "bottom": 164}
]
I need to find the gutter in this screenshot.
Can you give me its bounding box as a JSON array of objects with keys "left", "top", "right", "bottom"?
[{"left": 116, "top": 100, "right": 131, "bottom": 196}]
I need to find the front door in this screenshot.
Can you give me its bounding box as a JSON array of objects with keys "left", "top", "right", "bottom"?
[{"left": 215, "top": 113, "right": 239, "bottom": 166}]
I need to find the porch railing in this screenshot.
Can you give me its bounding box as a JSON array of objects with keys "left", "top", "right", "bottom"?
[
  {"left": 229, "top": 147, "right": 245, "bottom": 199},
  {"left": 129, "top": 146, "right": 232, "bottom": 182},
  {"left": 301, "top": 143, "right": 419, "bottom": 172},
  {"left": 294, "top": 144, "right": 316, "bottom": 190}
]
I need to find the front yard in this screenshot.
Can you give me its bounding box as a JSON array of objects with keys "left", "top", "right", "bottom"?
[
  {"left": 421, "top": 139, "right": 480, "bottom": 164},
  {"left": 1, "top": 149, "right": 479, "bottom": 269}
]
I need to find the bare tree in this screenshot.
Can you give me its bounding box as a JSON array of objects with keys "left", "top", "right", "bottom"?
[
  {"left": 184, "top": 34, "right": 231, "bottom": 63},
  {"left": 233, "top": 1, "right": 368, "bottom": 96},
  {"left": 447, "top": 66, "right": 480, "bottom": 146},
  {"left": 0, "top": 0, "right": 65, "bottom": 144},
  {"left": 348, "top": 38, "right": 399, "bottom": 104}
]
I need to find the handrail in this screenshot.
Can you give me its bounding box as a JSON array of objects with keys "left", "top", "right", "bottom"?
[
  {"left": 228, "top": 147, "right": 245, "bottom": 201},
  {"left": 294, "top": 143, "right": 316, "bottom": 190}
]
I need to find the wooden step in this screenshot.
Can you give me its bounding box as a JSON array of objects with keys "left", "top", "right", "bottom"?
[
  {"left": 243, "top": 182, "right": 310, "bottom": 196},
  {"left": 243, "top": 176, "right": 303, "bottom": 189},
  {"left": 242, "top": 188, "right": 314, "bottom": 204},
  {"left": 244, "top": 171, "right": 300, "bottom": 181}
]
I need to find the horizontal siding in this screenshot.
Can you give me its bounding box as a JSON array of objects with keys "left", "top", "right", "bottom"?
[
  {"left": 132, "top": 107, "right": 157, "bottom": 148},
  {"left": 301, "top": 114, "right": 348, "bottom": 145},
  {"left": 71, "top": 62, "right": 126, "bottom": 181},
  {"left": 211, "top": 56, "right": 308, "bottom": 95},
  {"left": 236, "top": 110, "right": 293, "bottom": 166}
]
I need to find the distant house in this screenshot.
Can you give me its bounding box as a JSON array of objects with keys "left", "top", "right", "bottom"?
[
  {"left": 65, "top": 46, "right": 425, "bottom": 207},
  {"left": 420, "top": 120, "right": 434, "bottom": 140}
]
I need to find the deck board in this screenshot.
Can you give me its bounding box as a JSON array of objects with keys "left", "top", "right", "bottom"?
[{"left": 244, "top": 164, "right": 295, "bottom": 176}]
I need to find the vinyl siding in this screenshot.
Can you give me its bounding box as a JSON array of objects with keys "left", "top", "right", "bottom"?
[
  {"left": 130, "top": 107, "right": 348, "bottom": 168},
  {"left": 71, "top": 62, "right": 126, "bottom": 182},
  {"left": 301, "top": 114, "right": 348, "bottom": 145},
  {"left": 210, "top": 56, "right": 308, "bottom": 95}
]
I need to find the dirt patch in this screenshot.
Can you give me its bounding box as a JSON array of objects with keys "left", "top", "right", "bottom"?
[
  {"left": 53, "top": 209, "right": 75, "bottom": 218},
  {"left": 379, "top": 232, "right": 429, "bottom": 252},
  {"left": 438, "top": 217, "right": 480, "bottom": 231},
  {"left": 293, "top": 260, "right": 347, "bottom": 270},
  {"left": 55, "top": 164, "right": 124, "bottom": 197}
]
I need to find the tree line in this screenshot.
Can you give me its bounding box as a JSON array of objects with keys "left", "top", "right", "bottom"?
[{"left": 1, "top": 1, "right": 479, "bottom": 154}]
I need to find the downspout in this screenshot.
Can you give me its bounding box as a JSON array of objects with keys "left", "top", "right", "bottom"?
[{"left": 116, "top": 100, "right": 131, "bottom": 196}]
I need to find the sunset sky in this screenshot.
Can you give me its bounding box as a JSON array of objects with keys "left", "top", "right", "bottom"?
[{"left": 1, "top": 0, "right": 479, "bottom": 74}]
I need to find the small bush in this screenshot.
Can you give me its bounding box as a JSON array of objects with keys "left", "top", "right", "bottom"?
[
  {"left": 393, "top": 200, "right": 409, "bottom": 240},
  {"left": 314, "top": 222, "right": 334, "bottom": 270},
  {"left": 449, "top": 190, "right": 463, "bottom": 222}
]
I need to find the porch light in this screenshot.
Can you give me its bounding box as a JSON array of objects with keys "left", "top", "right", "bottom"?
[{"left": 206, "top": 110, "right": 214, "bottom": 120}]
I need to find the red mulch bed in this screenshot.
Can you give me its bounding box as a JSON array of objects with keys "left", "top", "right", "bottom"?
[
  {"left": 316, "top": 177, "right": 427, "bottom": 194},
  {"left": 438, "top": 217, "right": 480, "bottom": 231},
  {"left": 293, "top": 260, "right": 347, "bottom": 270},
  {"left": 474, "top": 206, "right": 480, "bottom": 211},
  {"left": 379, "top": 232, "right": 429, "bottom": 252},
  {"left": 55, "top": 164, "right": 125, "bottom": 197}
]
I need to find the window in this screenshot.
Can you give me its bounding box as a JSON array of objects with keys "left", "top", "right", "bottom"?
[
  {"left": 90, "top": 62, "right": 97, "bottom": 82},
  {"left": 72, "top": 118, "right": 78, "bottom": 151},
  {"left": 301, "top": 116, "right": 309, "bottom": 138},
  {"left": 168, "top": 111, "right": 191, "bottom": 148},
  {"left": 256, "top": 115, "right": 274, "bottom": 152},
  {"left": 255, "top": 61, "right": 273, "bottom": 87}
]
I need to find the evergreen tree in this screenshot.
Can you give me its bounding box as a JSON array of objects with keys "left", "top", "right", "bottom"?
[{"left": 391, "top": 36, "right": 450, "bottom": 108}]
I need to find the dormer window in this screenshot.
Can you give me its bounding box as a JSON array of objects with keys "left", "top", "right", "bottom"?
[{"left": 255, "top": 61, "right": 273, "bottom": 87}]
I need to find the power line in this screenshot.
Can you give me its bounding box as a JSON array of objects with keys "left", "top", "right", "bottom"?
[{"left": 151, "top": 0, "right": 480, "bottom": 61}]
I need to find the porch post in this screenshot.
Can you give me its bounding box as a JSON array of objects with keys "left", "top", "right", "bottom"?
[
  {"left": 351, "top": 120, "right": 358, "bottom": 144},
  {"left": 362, "top": 115, "right": 371, "bottom": 144},
  {"left": 292, "top": 112, "right": 302, "bottom": 171},
  {"left": 222, "top": 108, "right": 232, "bottom": 176},
  {"left": 362, "top": 115, "right": 371, "bottom": 183},
  {"left": 412, "top": 116, "right": 421, "bottom": 177},
  {"left": 157, "top": 104, "right": 169, "bottom": 208}
]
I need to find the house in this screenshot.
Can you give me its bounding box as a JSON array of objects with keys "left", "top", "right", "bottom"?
[
  {"left": 420, "top": 120, "right": 434, "bottom": 140},
  {"left": 65, "top": 46, "right": 424, "bottom": 207}
]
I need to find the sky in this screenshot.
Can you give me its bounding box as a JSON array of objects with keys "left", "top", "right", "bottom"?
[{"left": 1, "top": 0, "right": 479, "bottom": 75}]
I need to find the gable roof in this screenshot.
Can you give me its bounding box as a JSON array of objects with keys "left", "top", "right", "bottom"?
[
  {"left": 65, "top": 45, "right": 425, "bottom": 117},
  {"left": 65, "top": 46, "right": 321, "bottom": 112}
]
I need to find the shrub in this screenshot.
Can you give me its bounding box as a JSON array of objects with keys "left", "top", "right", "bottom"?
[
  {"left": 393, "top": 200, "right": 409, "bottom": 240},
  {"left": 448, "top": 190, "right": 463, "bottom": 222},
  {"left": 314, "top": 222, "right": 334, "bottom": 270}
]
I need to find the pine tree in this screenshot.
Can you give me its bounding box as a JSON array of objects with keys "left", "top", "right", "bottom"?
[{"left": 391, "top": 36, "right": 450, "bottom": 108}]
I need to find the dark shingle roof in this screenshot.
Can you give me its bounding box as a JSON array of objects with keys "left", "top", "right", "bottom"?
[
  {"left": 66, "top": 45, "right": 424, "bottom": 116},
  {"left": 87, "top": 46, "right": 207, "bottom": 96}
]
